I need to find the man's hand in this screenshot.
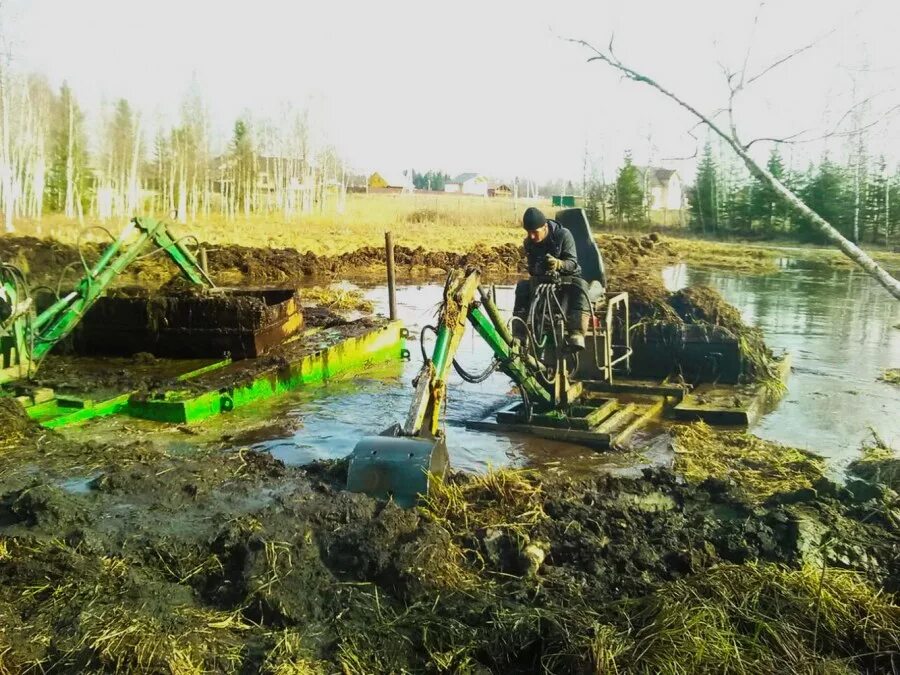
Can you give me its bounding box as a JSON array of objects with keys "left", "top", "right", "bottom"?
[{"left": 543, "top": 254, "right": 561, "bottom": 272}]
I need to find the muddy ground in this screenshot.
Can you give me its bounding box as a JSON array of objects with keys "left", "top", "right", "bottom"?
[
  {"left": 0, "top": 398, "right": 898, "bottom": 673},
  {"left": 0, "top": 231, "right": 675, "bottom": 288},
  {"left": 3, "top": 231, "right": 899, "bottom": 672}
]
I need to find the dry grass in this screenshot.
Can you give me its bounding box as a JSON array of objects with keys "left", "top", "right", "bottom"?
[
  {"left": 9, "top": 193, "right": 544, "bottom": 256},
  {"left": 666, "top": 238, "right": 781, "bottom": 273},
  {"left": 262, "top": 630, "right": 328, "bottom": 675},
  {"left": 420, "top": 467, "right": 546, "bottom": 535},
  {"left": 0, "top": 537, "right": 253, "bottom": 673},
  {"left": 299, "top": 285, "right": 373, "bottom": 313},
  {"left": 848, "top": 435, "right": 900, "bottom": 493},
  {"left": 414, "top": 468, "right": 547, "bottom": 591},
  {"left": 880, "top": 368, "right": 900, "bottom": 385},
  {"left": 672, "top": 421, "right": 826, "bottom": 503},
  {"left": 594, "top": 563, "right": 900, "bottom": 675}
]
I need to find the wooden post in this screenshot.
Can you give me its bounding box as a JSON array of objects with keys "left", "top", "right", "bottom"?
[
  {"left": 385, "top": 232, "right": 397, "bottom": 320},
  {"left": 199, "top": 247, "right": 209, "bottom": 275}
]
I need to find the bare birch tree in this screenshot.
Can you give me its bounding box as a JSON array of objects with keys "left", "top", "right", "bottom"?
[{"left": 569, "top": 37, "right": 900, "bottom": 300}]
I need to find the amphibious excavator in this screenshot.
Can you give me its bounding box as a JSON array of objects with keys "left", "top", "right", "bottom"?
[
  {"left": 0, "top": 217, "right": 214, "bottom": 386},
  {"left": 347, "top": 208, "right": 637, "bottom": 506}
]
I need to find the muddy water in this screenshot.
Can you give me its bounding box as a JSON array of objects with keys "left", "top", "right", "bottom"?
[
  {"left": 245, "top": 282, "right": 650, "bottom": 475},
  {"left": 64, "top": 261, "right": 899, "bottom": 475},
  {"left": 248, "top": 259, "right": 899, "bottom": 474},
  {"left": 662, "top": 259, "right": 900, "bottom": 464}
]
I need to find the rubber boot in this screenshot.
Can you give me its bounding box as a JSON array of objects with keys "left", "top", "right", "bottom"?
[{"left": 566, "top": 312, "right": 589, "bottom": 352}]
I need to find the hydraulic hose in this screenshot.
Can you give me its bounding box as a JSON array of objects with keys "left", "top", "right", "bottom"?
[{"left": 421, "top": 322, "right": 499, "bottom": 384}]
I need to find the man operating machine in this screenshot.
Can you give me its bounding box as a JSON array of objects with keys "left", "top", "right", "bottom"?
[{"left": 513, "top": 207, "right": 597, "bottom": 351}]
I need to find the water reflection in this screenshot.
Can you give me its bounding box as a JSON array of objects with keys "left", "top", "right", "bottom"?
[{"left": 663, "top": 260, "right": 900, "bottom": 464}]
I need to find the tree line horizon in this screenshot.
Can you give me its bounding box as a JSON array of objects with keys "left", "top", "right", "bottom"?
[{"left": 1, "top": 75, "right": 897, "bottom": 246}]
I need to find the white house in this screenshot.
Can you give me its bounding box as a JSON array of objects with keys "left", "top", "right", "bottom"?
[
  {"left": 444, "top": 173, "right": 489, "bottom": 196},
  {"left": 636, "top": 167, "right": 683, "bottom": 210}
]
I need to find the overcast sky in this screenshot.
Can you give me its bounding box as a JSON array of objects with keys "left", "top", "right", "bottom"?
[{"left": 8, "top": 0, "right": 900, "bottom": 181}]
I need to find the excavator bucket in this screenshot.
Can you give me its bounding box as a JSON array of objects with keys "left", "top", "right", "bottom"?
[{"left": 346, "top": 424, "right": 449, "bottom": 508}]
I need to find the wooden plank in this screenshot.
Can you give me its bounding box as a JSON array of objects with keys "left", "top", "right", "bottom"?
[
  {"left": 465, "top": 417, "right": 613, "bottom": 449},
  {"left": 582, "top": 379, "right": 687, "bottom": 400},
  {"left": 613, "top": 398, "right": 666, "bottom": 448},
  {"left": 595, "top": 403, "right": 636, "bottom": 434},
  {"left": 581, "top": 398, "right": 618, "bottom": 429}
]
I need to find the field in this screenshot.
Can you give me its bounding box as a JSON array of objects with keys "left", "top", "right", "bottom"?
[
  {"left": 11, "top": 193, "right": 536, "bottom": 255},
  {"left": 11, "top": 194, "right": 899, "bottom": 281}
]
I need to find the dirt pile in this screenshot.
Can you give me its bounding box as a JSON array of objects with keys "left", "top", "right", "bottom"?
[
  {"left": 623, "top": 278, "right": 779, "bottom": 383},
  {"left": 0, "top": 397, "right": 34, "bottom": 445},
  {"left": 1, "top": 231, "right": 673, "bottom": 287}
]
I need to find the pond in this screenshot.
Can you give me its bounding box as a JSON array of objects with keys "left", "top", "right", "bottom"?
[{"left": 245, "top": 257, "right": 900, "bottom": 474}]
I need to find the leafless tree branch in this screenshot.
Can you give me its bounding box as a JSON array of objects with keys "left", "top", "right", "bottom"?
[
  {"left": 744, "top": 28, "right": 837, "bottom": 87},
  {"left": 566, "top": 36, "right": 900, "bottom": 301}
]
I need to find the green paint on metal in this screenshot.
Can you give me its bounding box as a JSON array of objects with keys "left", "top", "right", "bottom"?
[
  {"left": 127, "top": 320, "right": 405, "bottom": 425},
  {"left": 431, "top": 324, "right": 450, "bottom": 374},
  {"left": 467, "top": 306, "right": 551, "bottom": 406},
  {"left": 175, "top": 357, "right": 232, "bottom": 381},
  {"left": 21, "top": 217, "right": 212, "bottom": 363},
  {"left": 29, "top": 358, "right": 230, "bottom": 429},
  {"left": 31, "top": 393, "right": 133, "bottom": 428}
]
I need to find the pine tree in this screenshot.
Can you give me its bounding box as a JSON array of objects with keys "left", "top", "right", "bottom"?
[
  {"left": 689, "top": 142, "right": 718, "bottom": 233},
  {"left": 750, "top": 147, "right": 788, "bottom": 236},
  {"left": 799, "top": 157, "right": 852, "bottom": 242},
  {"left": 612, "top": 151, "right": 644, "bottom": 227},
  {"left": 865, "top": 157, "right": 888, "bottom": 244},
  {"left": 584, "top": 180, "right": 608, "bottom": 227}
]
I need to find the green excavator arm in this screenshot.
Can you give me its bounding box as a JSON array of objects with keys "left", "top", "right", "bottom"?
[
  {"left": 1, "top": 217, "right": 213, "bottom": 384},
  {"left": 346, "top": 268, "right": 553, "bottom": 507}
]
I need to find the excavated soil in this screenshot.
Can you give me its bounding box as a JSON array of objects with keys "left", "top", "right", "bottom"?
[
  {"left": 0, "top": 400, "right": 897, "bottom": 673},
  {"left": 0, "top": 232, "right": 675, "bottom": 287}
]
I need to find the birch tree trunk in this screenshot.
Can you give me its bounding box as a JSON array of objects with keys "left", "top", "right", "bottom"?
[
  {"left": 1, "top": 61, "right": 13, "bottom": 232},
  {"left": 64, "top": 93, "right": 75, "bottom": 219},
  {"left": 571, "top": 41, "right": 900, "bottom": 300}
]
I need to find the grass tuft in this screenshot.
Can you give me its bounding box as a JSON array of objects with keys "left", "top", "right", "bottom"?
[
  {"left": 420, "top": 467, "right": 546, "bottom": 535},
  {"left": 300, "top": 285, "right": 373, "bottom": 313},
  {"left": 672, "top": 421, "right": 825, "bottom": 502},
  {"left": 602, "top": 563, "right": 900, "bottom": 674},
  {"left": 880, "top": 368, "right": 900, "bottom": 385}
]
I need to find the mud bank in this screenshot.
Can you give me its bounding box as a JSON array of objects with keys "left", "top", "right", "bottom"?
[
  {"left": 0, "top": 232, "right": 674, "bottom": 287},
  {"left": 0, "top": 399, "right": 897, "bottom": 673}
]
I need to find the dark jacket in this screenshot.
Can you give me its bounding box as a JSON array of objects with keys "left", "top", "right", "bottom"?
[{"left": 523, "top": 220, "right": 582, "bottom": 277}]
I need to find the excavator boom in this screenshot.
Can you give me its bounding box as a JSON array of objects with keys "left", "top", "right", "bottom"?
[
  {"left": 346, "top": 268, "right": 553, "bottom": 506},
  {"left": 1, "top": 217, "right": 213, "bottom": 384}
]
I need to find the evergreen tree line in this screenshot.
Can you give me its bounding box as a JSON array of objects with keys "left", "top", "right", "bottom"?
[
  {"left": 0, "top": 73, "right": 346, "bottom": 232},
  {"left": 586, "top": 143, "right": 899, "bottom": 245},
  {"left": 411, "top": 170, "right": 451, "bottom": 191},
  {"left": 688, "top": 142, "right": 899, "bottom": 244}
]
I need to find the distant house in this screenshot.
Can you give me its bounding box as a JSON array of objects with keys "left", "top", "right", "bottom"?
[
  {"left": 635, "top": 166, "right": 683, "bottom": 211},
  {"left": 368, "top": 171, "right": 413, "bottom": 193},
  {"left": 444, "top": 173, "right": 489, "bottom": 196},
  {"left": 488, "top": 183, "right": 512, "bottom": 198}
]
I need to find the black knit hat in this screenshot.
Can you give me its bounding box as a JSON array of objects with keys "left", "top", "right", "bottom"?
[{"left": 522, "top": 207, "right": 546, "bottom": 231}]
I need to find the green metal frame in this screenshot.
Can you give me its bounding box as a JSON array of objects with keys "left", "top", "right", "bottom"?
[
  {"left": 19, "top": 321, "right": 405, "bottom": 429},
  {"left": 127, "top": 321, "right": 405, "bottom": 425},
  {"left": 1, "top": 217, "right": 213, "bottom": 384}
]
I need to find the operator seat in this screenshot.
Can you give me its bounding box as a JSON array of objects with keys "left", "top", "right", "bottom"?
[{"left": 555, "top": 208, "right": 606, "bottom": 303}]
